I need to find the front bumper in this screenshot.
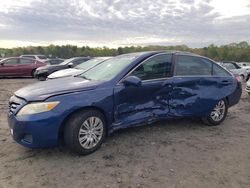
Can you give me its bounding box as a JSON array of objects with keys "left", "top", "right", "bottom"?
[
  {"left": 246, "top": 84, "right": 250, "bottom": 93},
  {"left": 8, "top": 111, "right": 62, "bottom": 148},
  {"left": 34, "top": 70, "right": 49, "bottom": 79}
]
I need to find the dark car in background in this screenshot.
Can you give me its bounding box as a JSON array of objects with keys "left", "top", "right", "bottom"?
[
  {"left": 8, "top": 51, "right": 242, "bottom": 155},
  {"left": 0, "top": 57, "right": 46, "bottom": 77},
  {"left": 44, "top": 58, "right": 64, "bottom": 65},
  {"left": 34, "top": 57, "right": 91, "bottom": 80}
]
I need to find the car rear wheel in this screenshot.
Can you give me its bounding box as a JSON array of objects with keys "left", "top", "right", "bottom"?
[
  {"left": 202, "top": 99, "right": 228, "bottom": 126},
  {"left": 64, "top": 109, "right": 106, "bottom": 155}
]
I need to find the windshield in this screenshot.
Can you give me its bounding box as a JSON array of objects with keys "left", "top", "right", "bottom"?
[
  {"left": 60, "top": 58, "right": 75, "bottom": 65},
  {"left": 80, "top": 54, "right": 138, "bottom": 81},
  {"left": 75, "top": 58, "right": 107, "bottom": 70}
]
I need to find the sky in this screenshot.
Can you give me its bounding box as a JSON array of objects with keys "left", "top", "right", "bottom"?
[{"left": 0, "top": 0, "right": 250, "bottom": 48}]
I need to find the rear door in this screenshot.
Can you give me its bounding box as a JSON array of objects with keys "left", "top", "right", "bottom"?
[
  {"left": 170, "top": 55, "right": 234, "bottom": 117},
  {"left": 0, "top": 58, "right": 19, "bottom": 76},
  {"left": 18, "top": 58, "right": 36, "bottom": 76},
  {"left": 113, "top": 53, "right": 174, "bottom": 128}
]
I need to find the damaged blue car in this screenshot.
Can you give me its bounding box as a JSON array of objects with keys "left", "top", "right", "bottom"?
[{"left": 8, "top": 51, "right": 242, "bottom": 154}]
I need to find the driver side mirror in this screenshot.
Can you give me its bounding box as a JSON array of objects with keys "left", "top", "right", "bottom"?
[
  {"left": 122, "top": 76, "right": 142, "bottom": 87},
  {"left": 68, "top": 62, "right": 74, "bottom": 68}
]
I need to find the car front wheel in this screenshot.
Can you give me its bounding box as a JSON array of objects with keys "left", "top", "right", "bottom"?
[
  {"left": 202, "top": 99, "right": 228, "bottom": 126},
  {"left": 64, "top": 110, "right": 106, "bottom": 155}
]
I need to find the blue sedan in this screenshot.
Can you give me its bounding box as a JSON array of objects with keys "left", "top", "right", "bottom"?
[{"left": 8, "top": 51, "right": 242, "bottom": 154}]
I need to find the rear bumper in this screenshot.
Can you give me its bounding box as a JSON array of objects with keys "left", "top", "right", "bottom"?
[
  {"left": 228, "top": 82, "right": 242, "bottom": 107},
  {"left": 7, "top": 112, "right": 62, "bottom": 148}
]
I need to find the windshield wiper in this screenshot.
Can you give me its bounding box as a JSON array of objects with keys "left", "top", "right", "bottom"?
[{"left": 79, "top": 75, "right": 91, "bottom": 80}]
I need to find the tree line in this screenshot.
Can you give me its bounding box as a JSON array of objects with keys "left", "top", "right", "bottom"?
[{"left": 0, "top": 41, "right": 250, "bottom": 62}]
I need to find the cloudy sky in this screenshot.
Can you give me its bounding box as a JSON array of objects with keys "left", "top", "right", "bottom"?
[{"left": 0, "top": 0, "right": 250, "bottom": 48}]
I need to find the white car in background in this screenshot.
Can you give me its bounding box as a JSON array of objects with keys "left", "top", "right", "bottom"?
[
  {"left": 20, "top": 54, "right": 49, "bottom": 62},
  {"left": 47, "top": 57, "right": 112, "bottom": 80},
  {"left": 237, "top": 62, "right": 250, "bottom": 80},
  {"left": 220, "top": 61, "right": 248, "bottom": 81},
  {"left": 246, "top": 79, "right": 250, "bottom": 95}
]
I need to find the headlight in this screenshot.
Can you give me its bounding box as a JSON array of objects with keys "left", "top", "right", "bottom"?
[
  {"left": 37, "top": 69, "right": 48, "bottom": 73},
  {"left": 17, "top": 101, "right": 60, "bottom": 116}
]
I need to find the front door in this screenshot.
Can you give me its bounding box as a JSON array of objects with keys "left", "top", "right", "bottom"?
[
  {"left": 113, "top": 53, "right": 173, "bottom": 129},
  {"left": 0, "top": 58, "right": 19, "bottom": 76}
]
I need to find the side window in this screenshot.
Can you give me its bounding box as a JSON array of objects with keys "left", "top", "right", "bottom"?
[
  {"left": 19, "top": 59, "right": 34, "bottom": 64},
  {"left": 4, "top": 59, "right": 18, "bottom": 65},
  {"left": 213, "top": 64, "right": 231, "bottom": 76},
  {"left": 175, "top": 55, "right": 212, "bottom": 76},
  {"left": 130, "top": 54, "right": 172, "bottom": 80}
]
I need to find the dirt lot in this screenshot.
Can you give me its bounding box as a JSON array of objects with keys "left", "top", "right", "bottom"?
[{"left": 0, "top": 78, "right": 250, "bottom": 188}]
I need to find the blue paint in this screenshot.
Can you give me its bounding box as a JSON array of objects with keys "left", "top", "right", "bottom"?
[{"left": 7, "top": 51, "right": 242, "bottom": 148}]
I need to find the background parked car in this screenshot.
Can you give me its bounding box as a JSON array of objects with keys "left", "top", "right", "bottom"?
[
  {"left": 20, "top": 54, "right": 49, "bottom": 62},
  {"left": 220, "top": 61, "right": 248, "bottom": 81},
  {"left": 0, "top": 57, "right": 45, "bottom": 77},
  {"left": 47, "top": 57, "right": 111, "bottom": 80},
  {"left": 34, "top": 57, "right": 91, "bottom": 80},
  {"left": 44, "top": 58, "right": 64, "bottom": 65},
  {"left": 237, "top": 62, "right": 250, "bottom": 80}
]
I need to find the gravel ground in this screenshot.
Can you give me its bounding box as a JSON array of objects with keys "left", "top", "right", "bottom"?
[{"left": 0, "top": 78, "right": 250, "bottom": 188}]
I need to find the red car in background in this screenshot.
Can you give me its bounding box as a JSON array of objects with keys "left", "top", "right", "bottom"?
[{"left": 0, "top": 57, "right": 46, "bottom": 77}]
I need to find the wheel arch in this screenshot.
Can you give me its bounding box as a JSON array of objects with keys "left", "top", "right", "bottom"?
[{"left": 58, "top": 106, "right": 108, "bottom": 144}]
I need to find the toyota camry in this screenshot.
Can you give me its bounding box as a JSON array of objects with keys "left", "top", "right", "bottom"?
[{"left": 8, "top": 51, "right": 242, "bottom": 155}]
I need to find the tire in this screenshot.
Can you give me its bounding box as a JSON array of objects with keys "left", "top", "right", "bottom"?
[
  {"left": 37, "top": 76, "right": 47, "bottom": 81},
  {"left": 202, "top": 99, "right": 228, "bottom": 126},
  {"left": 64, "top": 109, "right": 106, "bottom": 155},
  {"left": 248, "top": 92, "right": 250, "bottom": 96}
]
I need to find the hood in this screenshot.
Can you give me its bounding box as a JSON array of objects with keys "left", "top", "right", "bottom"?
[
  {"left": 36, "top": 64, "right": 67, "bottom": 71},
  {"left": 15, "top": 77, "right": 102, "bottom": 101},
  {"left": 47, "top": 68, "right": 84, "bottom": 79}
]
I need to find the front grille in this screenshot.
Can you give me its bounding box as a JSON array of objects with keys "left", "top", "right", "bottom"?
[{"left": 8, "top": 96, "right": 26, "bottom": 115}]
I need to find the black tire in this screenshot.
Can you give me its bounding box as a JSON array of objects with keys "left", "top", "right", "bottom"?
[
  {"left": 64, "top": 109, "right": 106, "bottom": 155},
  {"left": 202, "top": 99, "right": 228, "bottom": 126},
  {"left": 37, "top": 76, "right": 47, "bottom": 81}
]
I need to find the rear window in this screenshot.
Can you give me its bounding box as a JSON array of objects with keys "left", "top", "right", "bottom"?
[{"left": 37, "top": 55, "right": 47, "bottom": 59}]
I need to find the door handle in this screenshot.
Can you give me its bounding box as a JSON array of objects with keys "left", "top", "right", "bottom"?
[
  {"left": 162, "top": 82, "right": 172, "bottom": 88},
  {"left": 221, "top": 80, "right": 231, "bottom": 84}
]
